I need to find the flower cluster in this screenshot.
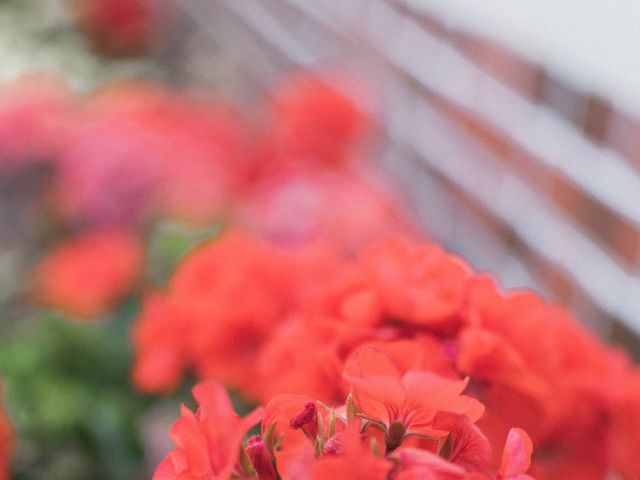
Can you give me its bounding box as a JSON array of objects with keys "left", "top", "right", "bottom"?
[
  {"left": 132, "top": 229, "right": 337, "bottom": 396},
  {"left": 154, "top": 347, "right": 535, "bottom": 480},
  {"left": 0, "top": 72, "right": 411, "bottom": 319},
  {"left": 3, "top": 66, "right": 640, "bottom": 479},
  {"left": 0, "top": 74, "right": 249, "bottom": 318},
  {"left": 138, "top": 232, "right": 640, "bottom": 479}
]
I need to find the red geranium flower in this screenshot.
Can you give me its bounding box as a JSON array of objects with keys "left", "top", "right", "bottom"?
[
  {"left": 360, "top": 238, "right": 472, "bottom": 331},
  {"left": 309, "top": 424, "right": 392, "bottom": 480},
  {"left": 70, "top": 0, "right": 174, "bottom": 56},
  {"left": 240, "top": 167, "right": 417, "bottom": 253},
  {"left": 131, "top": 292, "right": 189, "bottom": 394},
  {"left": 56, "top": 82, "right": 249, "bottom": 227},
  {"left": 153, "top": 380, "right": 263, "bottom": 480},
  {"left": 132, "top": 230, "right": 336, "bottom": 397},
  {"left": 0, "top": 73, "right": 75, "bottom": 169},
  {"left": 267, "top": 71, "right": 373, "bottom": 169},
  {"left": 393, "top": 426, "right": 534, "bottom": 480},
  {"left": 34, "top": 229, "right": 143, "bottom": 318},
  {"left": 344, "top": 345, "right": 484, "bottom": 452},
  {"left": 458, "top": 277, "right": 632, "bottom": 478},
  {"left": 610, "top": 373, "right": 640, "bottom": 479}
]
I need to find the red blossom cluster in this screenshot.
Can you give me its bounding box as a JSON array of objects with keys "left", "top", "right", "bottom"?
[
  {"left": 4, "top": 67, "right": 640, "bottom": 479},
  {"left": 136, "top": 231, "right": 640, "bottom": 479},
  {"left": 0, "top": 71, "right": 411, "bottom": 319},
  {"left": 153, "top": 355, "right": 534, "bottom": 480},
  {"left": 0, "top": 74, "right": 250, "bottom": 319}
]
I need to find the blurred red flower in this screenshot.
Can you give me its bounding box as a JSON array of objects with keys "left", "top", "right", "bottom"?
[
  {"left": 266, "top": 71, "right": 373, "bottom": 169},
  {"left": 132, "top": 229, "right": 336, "bottom": 397},
  {"left": 458, "top": 276, "right": 632, "bottom": 478},
  {"left": 240, "top": 167, "right": 417, "bottom": 254},
  {"left": 360, "top": 237, "right": 472, "bottom": 330},
  {"left": 131, "top": 292, "right": 188, "bottom": 394},
  {"left": 34, "top": 229, "right": 144, "bottom": 318},
  {"left": 55, "top": 82, "right": 249, "bottom": 228},
  {"left": 69, "top": 0, "right": 174, "bottom": 56},
  {"left": 0, "top": 74, "right": 75, "bottom": 170}
]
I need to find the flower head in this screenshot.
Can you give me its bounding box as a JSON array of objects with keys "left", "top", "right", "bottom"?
[
  {"left": 360, "top": 238, "right": 472, "bottom": 330},
  {"left": 34, "top": 229, "right": 143, "bottom": 318},
  {"left": 344, "top": 345, "right": 484, "bottom": 452},
  {"left": 153, "top": 380, "right": 263, "bottom": 480}
]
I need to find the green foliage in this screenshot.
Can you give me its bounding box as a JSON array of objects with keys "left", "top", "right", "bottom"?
[
  {"left": 0, "top": 304, "right": 156, "bottom": 480},
  {"left": 0, "top": 222, "right": 229, "bottom": 479},
  {"left": 146, "top": 221, "right": 224, "bottom": 285}
]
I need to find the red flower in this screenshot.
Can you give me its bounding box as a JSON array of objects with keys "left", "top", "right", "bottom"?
[
  {"left": 257, "top": 318, "right": 345, "bottom": 403},
  {"left": 131, "top": 292, "right": 188, "bottom": 394},
  {"left": 267, "top": 71, "right": 372, "bottom": 168},
  {"left": 262, "top": 393, "right": 320, "bottom": 453},
  {"left": 456, "top": 326, "right": 552, "bottom": 439},
  {"left": 309, "top": 424, "right": 391, "bottom": 480},
  {"left": 498, "top": 428, "right": 534, "bottom": 480},
  {"left": 56, "top": 82, "right": 248, "bottom": 227},
  {"left": 431, "top": 412, "right": 492, "bottom": 474},
  {"left": 70, "top": 0, "right": 174, "bottom": 56},
  {"left": 610, "top": 373, "right": 640, "bottom": 480},
  {"left": 0, "top": 73, "right": 74, "bottom": 169},
  {"left": 132, "top": 230, "right": 335, "bottom": 397},
  {"left": 393, "top": 447, "right": 469, "bottom": 479},
  {"left": 458, "top": 277, "right": 629, "bottom": 478},
  {"left": 240, "top": 167, "right": 416, "bottom": 253},
  {"left": 360, "top": 238, "right": 472, "bottom": 330},
  {"left": 246, "top": 435, "right": 278, "bottom": 480},
  {"left": 393, "top": 426, "right": 534, "bottom": 480},
  {"left": 167, "top": 231, "right": 300, "bottom": 397},
  {"left": 34, "top": 229, "right": 143, "bottom": 318},
  {"left": 153, "top": 380, "right": 263, "bottom": 480},
  {"left": 344, "top": 345, "right": 484, "bottom": 451}
]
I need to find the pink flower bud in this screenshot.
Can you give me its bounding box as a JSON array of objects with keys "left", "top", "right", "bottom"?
[{"left": 246, "top": 435, "right": 278, "bottom": 480}]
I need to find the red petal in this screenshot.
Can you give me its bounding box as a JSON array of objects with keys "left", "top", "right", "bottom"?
[{"left": 499, "top": 428, "right": 533, "bottom": 478}]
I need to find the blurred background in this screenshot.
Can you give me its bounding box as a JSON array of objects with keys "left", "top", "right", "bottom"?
[{"left": 2, "top": 0, "right": 640, "bottom": 479}]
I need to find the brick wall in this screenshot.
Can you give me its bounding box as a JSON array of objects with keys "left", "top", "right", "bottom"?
[{"left": 170, "top": 0, "right": 640, "bottom": 354}]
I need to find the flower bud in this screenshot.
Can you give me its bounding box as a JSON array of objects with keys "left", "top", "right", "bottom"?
[{"left": 246, "top": 435, "right": 278, "bottom": 480}]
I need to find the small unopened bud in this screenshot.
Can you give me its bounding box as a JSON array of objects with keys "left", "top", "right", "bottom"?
[
  {"left": 323, "top": 433, "right": 344, "bottom": 456},
  {"left": 246, "top": 435, "right": 278, "bottom": 480},
  {"left": 290, "top": 402, "right": 319, "bottom": 438}
]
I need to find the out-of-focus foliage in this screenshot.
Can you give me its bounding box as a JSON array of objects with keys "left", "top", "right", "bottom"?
[{"left": 0, "top": 306, "right": 151, "bottom": 480}]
